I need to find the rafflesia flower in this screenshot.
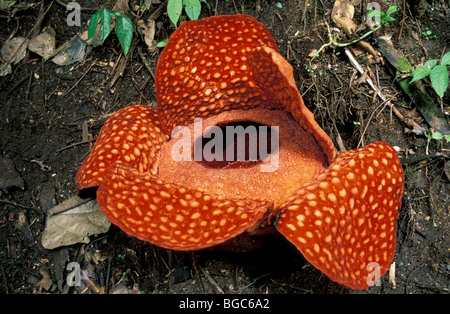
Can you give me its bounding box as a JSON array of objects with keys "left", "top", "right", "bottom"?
[{"left": 76, "top": 15, "right": 404, "bottom": 290}]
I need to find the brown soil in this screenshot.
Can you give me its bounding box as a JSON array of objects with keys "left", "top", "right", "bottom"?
[{"left": 0, "top": 0, "right": 448, "bottom": 295}]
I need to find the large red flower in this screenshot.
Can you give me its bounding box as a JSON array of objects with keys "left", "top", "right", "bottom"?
[{"left": 76, "top": 15, "right": 404, "bottom": 290}]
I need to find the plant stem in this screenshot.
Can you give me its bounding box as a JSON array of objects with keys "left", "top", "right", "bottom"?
[{"left": 311, "top": 21, "right": 382, "bottom": 63}]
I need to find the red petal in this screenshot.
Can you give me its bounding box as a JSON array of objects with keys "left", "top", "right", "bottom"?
[
  {"left": 155, "top": 15, "right": 278, "bottom": 133},
  {"left": 249, "top": 46, "right": 336, "bottom": 163},
  {"left": 277, "top": 142, "right": 404, "bottom": 290},
  {"left": 76, "top": 105, "right": 168, "bottom": 193},
  {"left": 97, "top": 163, "right": 272, "bottom": 251}
]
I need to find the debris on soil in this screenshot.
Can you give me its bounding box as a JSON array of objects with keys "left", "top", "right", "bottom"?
[
  {"left": 0, "top": 154, "right": 25, "bottom": 193},
  {"left": 0, "top": 37, "right": 28, "bottom": 64},
  {"left": 41, "top": 197, "right": 110, "bottom": 250},
  {"left": 52, "top": 35, "right": 88, "bottom": 66},
  {"left": 28, "top": 26, "right": 56, "bottom": 60}
]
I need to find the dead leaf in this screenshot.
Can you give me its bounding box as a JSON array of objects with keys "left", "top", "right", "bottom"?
[
  {"left": 28, "top": 26, "right": 56, "bottom": 59},
  {"left": 0, "top": 63, "right": 12, "bottom": 76},
  {"left": 52, "top": 35, "right": 87, "bottom": 66},
  {"left": 333, "top": 16, "right": 357, "bottom": 36},
  {"left": 41, "top": 196, "right": 111, "bottom": 250},
  {"left": 0, "top": 154, "right": 24, "bottom": 193},
  {"left": 444, "top": 161, "right": 450, "bottom": 182},
  {"left": 16, "top": 210, "right": 34, "bottom": 240},
  {"left": 0, "top": 37, "right": 28, "bottom": 64},
  {"left": 357, "top": 40, "right": 378, "bottom": 58},
  {"left": 308, "top": 49, "right": 318, "bottom": 58},
  {"left": 0, "top": 0, "right": 17, "bottom": 10},
  {"left": 110, "top": 283, "right": 141, "bottom": 294},
  {"left": 137, "top": 18, "right": 157, "bottom": 52},
  {"left": 39, "top": 182, "right": 56, "bottom": 212},
  {"left": 113, "top": 0, "right": 131, "bottom": 16},
  {"left": 331, "top": 0, "right": 355, "bottom": 20},
  {"left": 28, "top": 264, "right": 53, "bottom": 291},
  {"left": 331, "top": 0, "right": 358, "bottom": 36},
  {"left": 37, "top": 266, "right": 53, "bottom": 291}
]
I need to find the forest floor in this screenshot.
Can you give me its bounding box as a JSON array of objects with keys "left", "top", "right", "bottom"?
[{"left": 0, "top": 0, "right": 448, "bottom": 294}]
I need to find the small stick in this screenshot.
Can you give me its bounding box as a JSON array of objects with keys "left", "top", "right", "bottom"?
[
  {"left": 137, "top": 46, "right": 155, "bottom": 82},
  {"left": 198, "top": 266, "right": 224, "bottom": 294},
  {"left": 398, "top": 0, "right": 406, "bottom": 40},
  {"left": 4, "top": 2, "right": 53, "bottom": 64},
  {"left": 191, "top": 253, "right": 205, "bottom": 293},
  {"left": 56, "top": 139, "right": 96, "bottom": 153},
  {"left": 63, "top": 60, "right": 97, "bottom": 96},
  {"left": 0, "top": 199, "right": 34, "bottom": 209},
  {"left": 344, "top": 47, "right": 426, "bottom": 137},
  {"left": 389, "top": 262, "right": 396, "bottom": 289}
]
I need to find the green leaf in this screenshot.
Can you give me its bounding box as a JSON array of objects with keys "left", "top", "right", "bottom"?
[
  {"left": 167, "top": 0, "right": 183, "bottom": 27},
  {"left": 98, "top": 8, "right": 113, "bottom": 43},
  {"left": 367, "top": 9, "right": 382, "bottom": 20},
  {"left": 430, "top": 65, "right": 449, "bottom": 98},
  {"left": 0, "top": 0, "right": 16, "bottom": 10},
  {"left": 111, "top": 11, "right": 122, "bottom": 18},
  {"left": 157, "top": 39, "right": 168, "bottom": 48},
  {"left": 441, "top": 51, "right": 450, "bottom": 67},
  {"left": 386, "top": 5, "right": 398, "bottom": 16},
  {"left": 183, "top": 0, "right": 201, "bottom": 20},
  {"left": 88, "top": 10, "right": 101, "bottom": 40},
  {"left": 410, "top": 66, "right": 432, "bottom": 83},
  {"left": 430, "top": 132, "right": 443, "bottom": 140},
  {"left": 115, "top": 16, "right": 133, "bottom": 57},
  {"left": 425, "top": 59, "right": 439, "bottom": 69}
]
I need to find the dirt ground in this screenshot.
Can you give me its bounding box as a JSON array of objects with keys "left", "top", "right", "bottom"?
[{"left": 0, "top": 0, "right": 448, "bottom": 295}]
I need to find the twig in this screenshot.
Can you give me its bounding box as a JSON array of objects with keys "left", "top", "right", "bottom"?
[
  {"left": 198, "top": 266, "right": 224, "bottom": 294},
  {"left": 4, "top": 1, "right": 53, "bottom": 64},
  {"left": 311, "top": 20, "right": 382, "bottom": 63},
  {"left": 400, "top": 151, "right": 449, "bottom": 164},
  {"left": 191, "top": 253, "right": 205, "bottom": 293},
  {"left": 398, "top": 0, "right": 406, "bottom": 40},
  {"left": 237, "top": 272, "right": 273, "bottom": 293},
  {"left": 0, "top": 199, "right": 34, "bottom": 209},
  {"left": 56, "top": 139, "right": 96, "bottom": 153},
  {"left": 63, "top": 60, "right": 97, "bottom": 96},
  {"left": 344, "top": 47, "right": 426, "bottom": 141},
  {"left": 137, "top": 46, "right": 155, "bottom": 82},
  {"left": 30, "top": 159, "right": 51, "bottom": 171},
  {"left": 231, "top": 0, "right": 239, "bottom": 14},
  {"left": 54, "top": 0, "right": 98, "bottom": 11}
]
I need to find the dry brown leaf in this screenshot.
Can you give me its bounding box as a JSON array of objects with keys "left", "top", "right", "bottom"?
[
  {"left": 0, "top": 37, "right": 29, "bottom": 64},
  {"left": 0, "top": 154, "right": 24, "bottom": 192},
  {"left": 41, "top": 196, "right": 110, "bottom": 249},
  {"left": 52, "top": 35, "right": 87, "bottom": 66},
  {"left": 333, "top": 16, "right": 357, "bottom": 36},
  {"left": 137, "top": 18, "right": 157, "bottom": 51},
  {"left": 331, "top": 0, "right": 355, "bottom": 20},
  {"left": 28, "top": 26, "right": 56, "bottom": 59},
  {"left": 113, "top": 0, "right": 131, "bottom": 16}
]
